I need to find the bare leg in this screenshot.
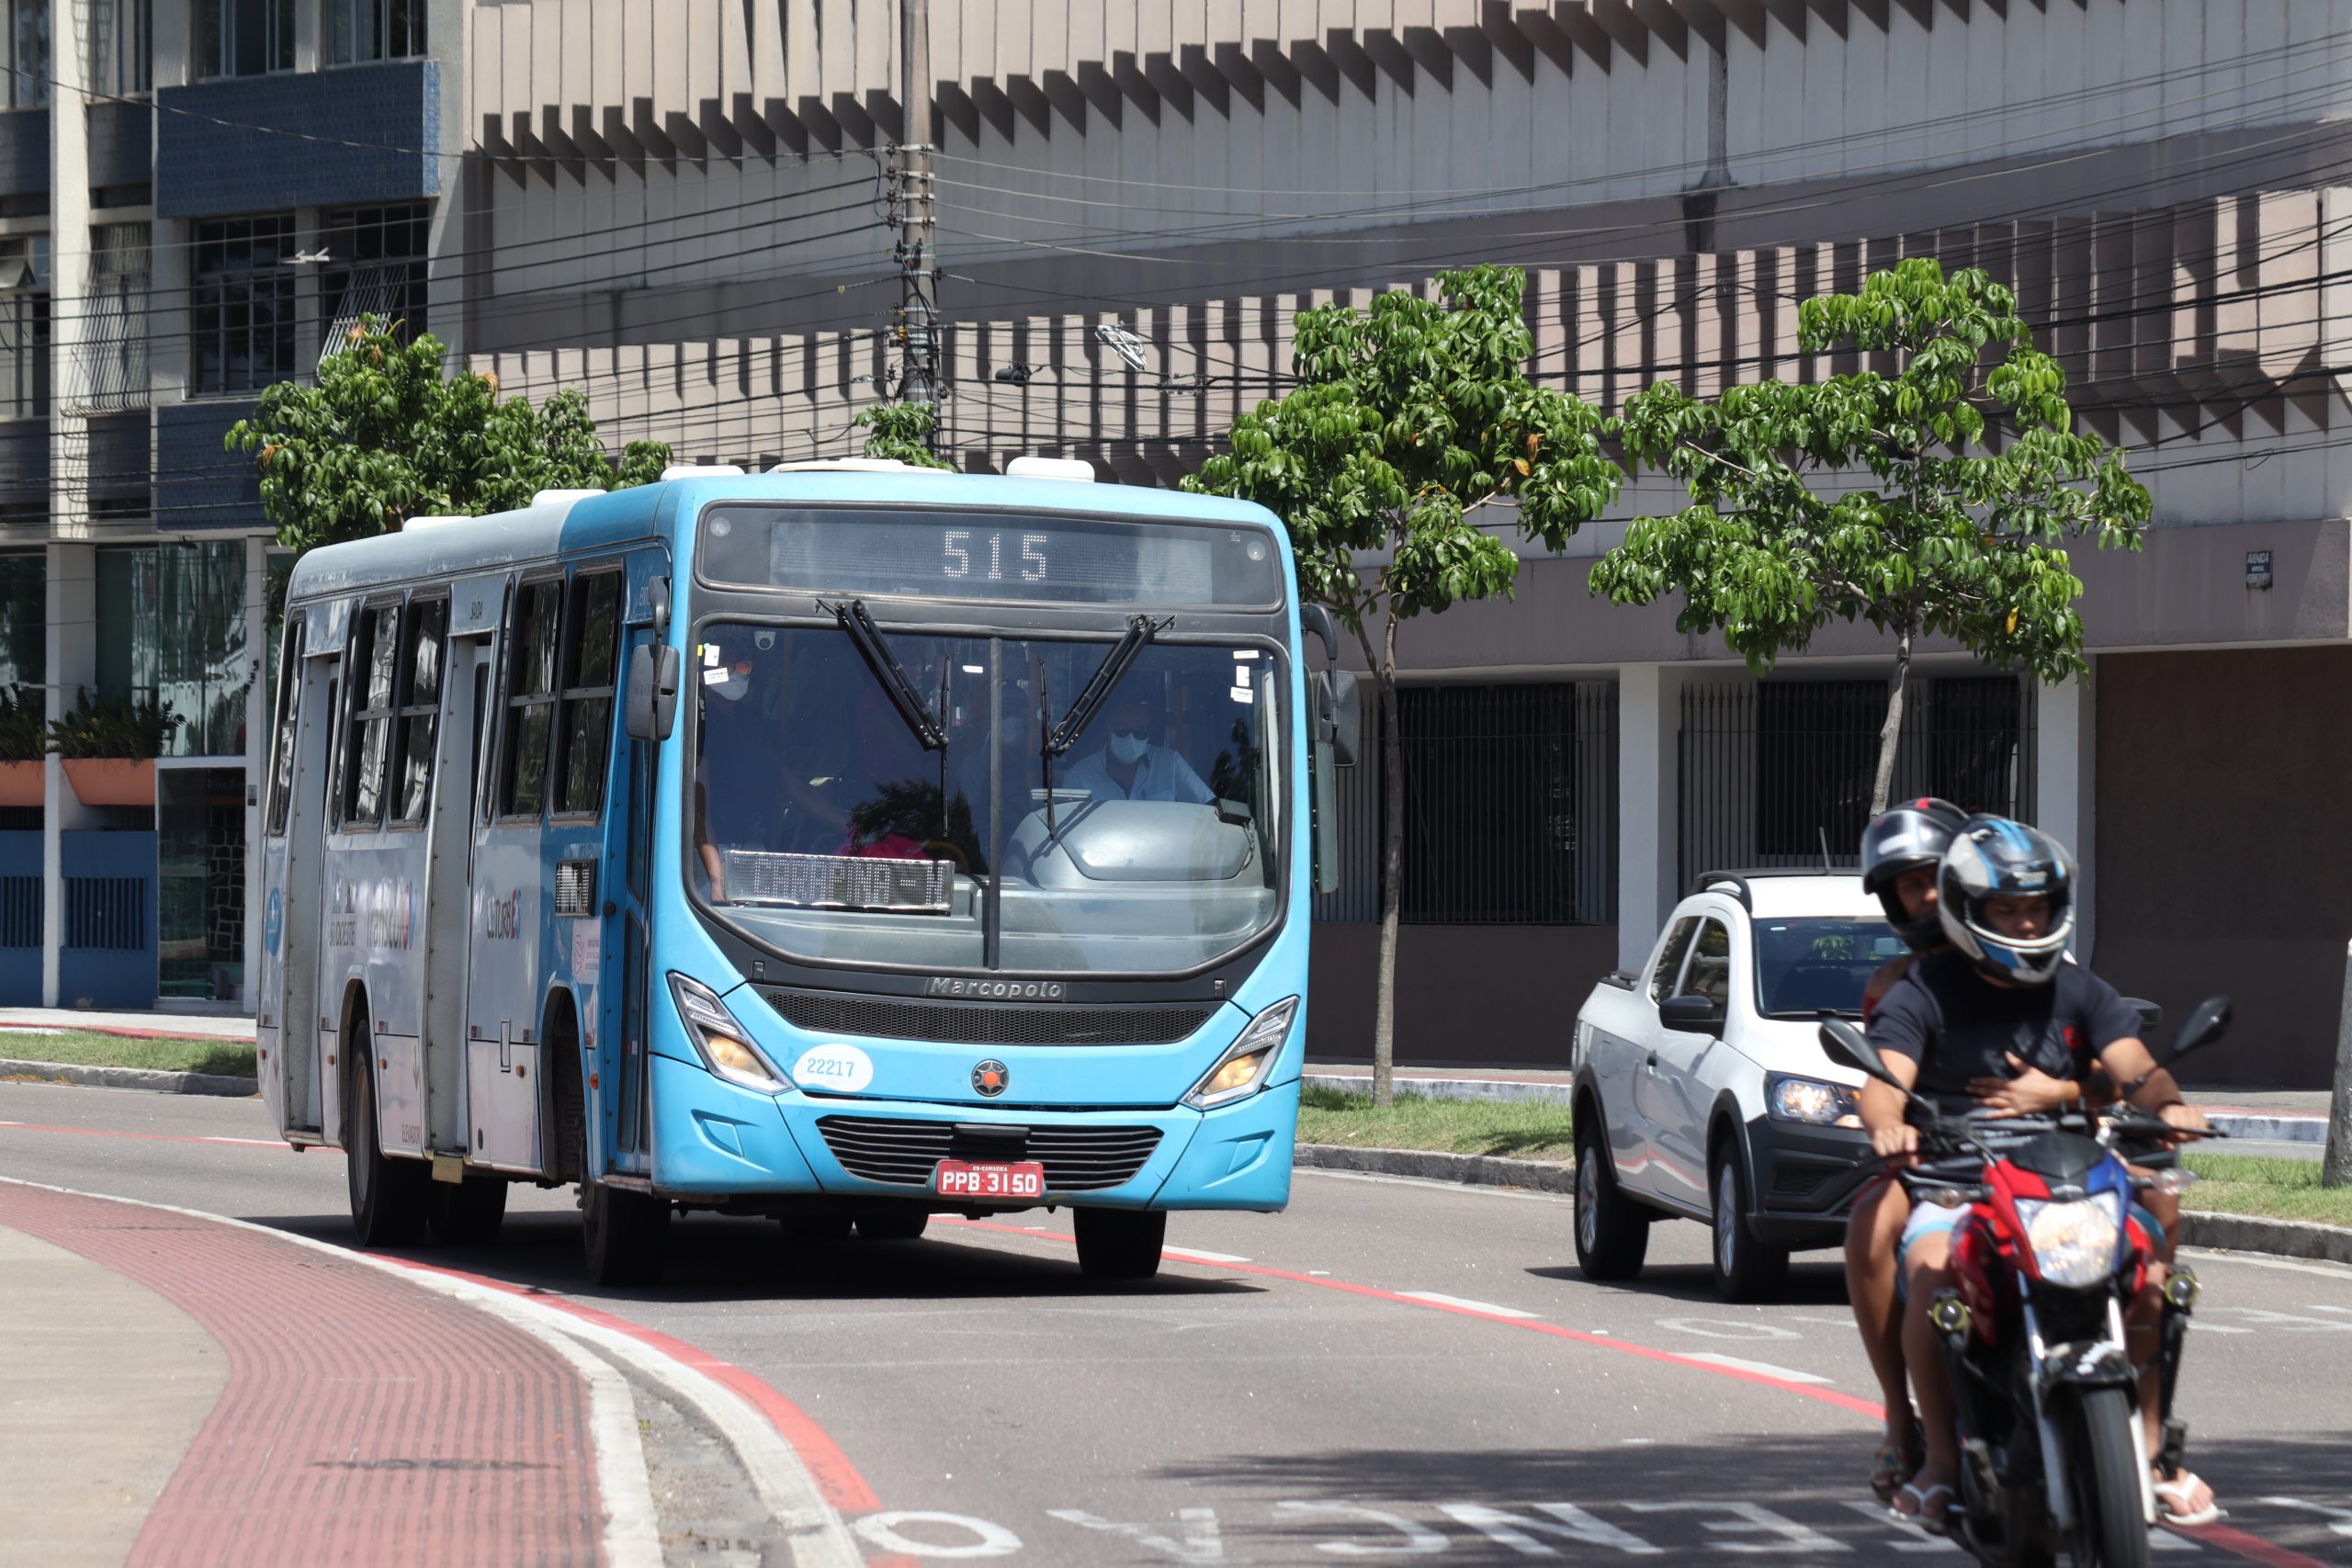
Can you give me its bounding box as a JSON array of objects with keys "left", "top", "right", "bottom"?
[
  {"left": 2128, "top": 1192, "right": 2215, "bottom": 1517},
  {"left": 1845, "top": 1179, "right": 1913, "bottom": 1442},
  {"left": 1896, "top": 1232, "right": 1961, "bottom": 1518}
]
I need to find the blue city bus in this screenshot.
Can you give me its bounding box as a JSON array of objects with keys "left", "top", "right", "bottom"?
[{"left": 257, "top": 460, "right": 1352, "bottom": 1282}]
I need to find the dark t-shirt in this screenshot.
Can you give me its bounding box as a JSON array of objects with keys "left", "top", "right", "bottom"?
[{"left": 1867, "top": 948, "right": 2143, "bottom": 1117}]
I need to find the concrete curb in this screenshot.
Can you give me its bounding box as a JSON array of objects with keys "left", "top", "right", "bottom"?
[
  {"left": 2176, "top": 1210, "right": 2352, "bottom": 1266},
  {"left": 1295, "top": 1143, "right": 2352, "bottom": 1266},
  {"left": 0, "top": 1058, "right": 258, "bottom": 1098}
]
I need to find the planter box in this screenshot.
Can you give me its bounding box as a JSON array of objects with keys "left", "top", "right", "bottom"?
[
  {"left": 0, "top": 760, "right": 40, "bottom": 807},
  {"left": 62, "top": 757, "right": 154, "bottom": 807}
]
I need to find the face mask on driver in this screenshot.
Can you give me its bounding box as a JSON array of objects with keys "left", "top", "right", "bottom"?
[{"left": 1109, "top": 732, "right": 1149, "bottom": 765}]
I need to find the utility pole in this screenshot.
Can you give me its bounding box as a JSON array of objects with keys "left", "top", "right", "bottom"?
[{"left": 896, "top": 0, "right": 939, "bottom": 446}]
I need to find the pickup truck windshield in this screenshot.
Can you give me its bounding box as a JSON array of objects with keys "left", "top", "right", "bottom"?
[{"left": 1751, "top": 919, "right": 1910, "bottom": 1016}]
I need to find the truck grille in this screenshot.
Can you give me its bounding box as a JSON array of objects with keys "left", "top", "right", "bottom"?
[
  {"left": 759, "top": 986, "right": 1217, "bottom": 1046},
  {"left": 1769, "top": 1162, "right": 1838, "bottom": 1199},
  {"left": 815, "top": 1116, "right": 1164, "bottom": 1192}
]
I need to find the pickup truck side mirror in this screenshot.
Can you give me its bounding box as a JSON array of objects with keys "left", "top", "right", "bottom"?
[{"left": 1658, "top": 995, "right": 1723, "bottom": 1033}]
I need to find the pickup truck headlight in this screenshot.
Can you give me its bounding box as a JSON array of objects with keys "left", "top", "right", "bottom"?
[
  {"left": 1184, "top": 997, "right": 1297, "bottom": 1111},
  {"left": 1765, "top": 1073, "right": 1861, "bottom": 1129},
  {"left": 667, "top": 972, "right": 789, "bottom": 1094}
]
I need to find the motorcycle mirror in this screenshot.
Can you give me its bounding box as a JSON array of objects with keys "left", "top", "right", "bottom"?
[
  {"left": 1817, "top": 1017, "right": 1897, "bottom": 1085},
  {"left": 2164, "top": 994, "right": 2233, "bottom": 1065}
]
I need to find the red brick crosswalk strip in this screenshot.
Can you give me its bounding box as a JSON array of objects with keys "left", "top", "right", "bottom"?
[{"left": 0, "top": 1183, "right": 601, "bottom": 1568}]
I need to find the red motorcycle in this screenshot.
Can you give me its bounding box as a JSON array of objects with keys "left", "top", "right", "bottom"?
[{"left": 1820, "top": 998, "right": 2230, "bottom": 1568}]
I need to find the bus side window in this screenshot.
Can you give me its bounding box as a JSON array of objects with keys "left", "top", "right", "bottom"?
[
  {"left": 264, "top": 618, "right": 304, "bottom": 836},
  {"left": 554, "top": 571, "right": 622, "bottom": 818},
  {"left": 339, "top": 601, "right": 401, "bottom": 829},
  {"left": 391, "top": 596, "right": 447, "bottom": 826},
  {"left": 499, "top": 577, "right": 563, "bottom": 819}
]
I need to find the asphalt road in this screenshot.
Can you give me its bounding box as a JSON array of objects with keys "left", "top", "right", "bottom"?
[{"left": 6, "top": 1078, "right": 2351, "bottom": 1566}]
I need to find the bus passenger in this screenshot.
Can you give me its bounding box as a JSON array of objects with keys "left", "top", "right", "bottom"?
[{"left": 1061, "top": 694, "right": 1212, "bottom": 804}]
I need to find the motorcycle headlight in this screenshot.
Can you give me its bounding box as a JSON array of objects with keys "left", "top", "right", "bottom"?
[
  {"left": 2016, "top": 1193, "right": 2124, "bottom": 1288},
  {"left": 1183, "top": 996, "right": 1296, "bottom": 1111},
  {"left": 666, "top": 972, "right": 789, "bottom": 1094},
  {"left": 1765, "top": 1073, "right": 1861, "bottom": 1129}
]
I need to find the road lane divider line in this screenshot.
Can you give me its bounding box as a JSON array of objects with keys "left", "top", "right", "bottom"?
[
  {"left": 1398, "top": 1291, "right": 1540, "bottom": 1318},
  {"left": 1676, "top": 1352, "right": 1834, "bottom": 1385},
  {"left": 0, "top": 1120, "right": 284, "bottom": 1149},
  {"left": 1163, "top": 1246, "right": 1253, "bottom": 1264}
]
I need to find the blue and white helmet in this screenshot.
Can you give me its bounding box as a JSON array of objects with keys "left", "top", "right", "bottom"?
[{"left": 1937, "top": 816, "right": 2075, "bottom": 986}]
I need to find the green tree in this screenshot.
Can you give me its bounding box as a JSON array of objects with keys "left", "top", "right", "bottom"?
[
  {"left": 853, "top": 401, "right": 956, "bottom": 469},
  {"left": 1186, "top": 265, "right": 1621, "bottom": 1105},
  {"left": 1591, "top": 258, "right": 2151, "bottom": 815},
  {"left": 227, "top": 316, "right": 672, "bottom": 555}
]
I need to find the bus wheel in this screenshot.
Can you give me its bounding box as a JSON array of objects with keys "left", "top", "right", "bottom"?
[
  {"left": 582, "top": 1182, "right": 669, "bottom": 1285},
  {"left": 857, "top": 1210, "right": 931, "bottom": 1242},
  {"left": 429, "top": 1177, "right": 509, "bottom": 1247},
  {"left": 1073, "top": 1208, "right": 1165, "bottom": 1281},
  {"left": 346, "top": 1037, "right": 431, "bottom": 1247}
]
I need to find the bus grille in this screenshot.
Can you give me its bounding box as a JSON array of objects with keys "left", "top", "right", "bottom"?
[
  {"left": 758, "top": 987, "right": 1218, "bottom": 1046},
  {"left": 815, "top": 1116, "right": 1164, "bottom": 1192}
]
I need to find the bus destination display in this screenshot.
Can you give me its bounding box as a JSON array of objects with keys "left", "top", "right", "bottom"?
[{"left": 698, "top": 506, "right": 1283, "bottom": 607}]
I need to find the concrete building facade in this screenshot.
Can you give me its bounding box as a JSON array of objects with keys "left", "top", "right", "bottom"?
[{"left": 10, "top": 3, "right": 2349, "bottom": 1084}]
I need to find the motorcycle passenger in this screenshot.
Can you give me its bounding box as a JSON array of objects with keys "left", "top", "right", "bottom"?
[
  {"left": 1860, "top": 817, "right": 2215, "bottom": 1531},
  {"left": 1847, "top": 797, "right": 1967, "bottom": 1502}
]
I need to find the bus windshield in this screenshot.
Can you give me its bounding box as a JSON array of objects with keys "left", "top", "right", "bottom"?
[{"left": 692, "top": 623, "right": 1283, "bottom": 975}]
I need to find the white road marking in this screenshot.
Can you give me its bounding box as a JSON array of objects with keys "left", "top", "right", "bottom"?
[
  {"left": 1439, "top": 1503, "right": 1662, "bottom": 1556},
  {"left": 2203, "top": 1306, "right": 2352, "bottom": 1332},
  {"left": 853, "top": 1512, "right": 1023, "bottom": 1558},
  {"left": 1400, "top": 1291, "right": 1539, "bottom": 1318},
  {"left": 517, "top": 1314, "right": 666, "bottom": 1568},
  {"left": 1049, "top": 1506, "right": 1230, "bottom": 1562},
  {"left": 1626, "top": 1500, "right": 1848, "bottom": 1553},
  {"left": 2181, "top": 1248, "right": 2352, "bottom": 1281},
  {"left": 1163, "top": 1246, "right": 1252, "bottom": 1264},
  {"left": 2260, "top": 1497, "right": 2352, "bottom": 1537},
  {"left": 1273, "top": 1500, "right": 1447, "bottom": 1556},
  {"left": 1654, "top": 1315, "right": 1802, "bottom": 1341},
  {"left": 1675, "top": 1352, "right": 1833, "bottom": 1385},
  {"left": 1837, "top": 1500, "right": 1960, "bottom": 1552}
]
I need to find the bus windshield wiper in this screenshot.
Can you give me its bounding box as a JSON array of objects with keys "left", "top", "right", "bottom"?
[
  {"left": 1035, "top": 615, "right": 1170, "bottom": 836},
  {"left": 819, "top": 598, "right": 945, "bottom": 750}
]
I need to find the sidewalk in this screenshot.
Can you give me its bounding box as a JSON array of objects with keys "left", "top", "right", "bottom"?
[
  {"left": 0, "top": 1183, "right": 601, "bottom": 1567},
  {"left": 0, "top": 1008, "right": 257, "bottom": 1042}
]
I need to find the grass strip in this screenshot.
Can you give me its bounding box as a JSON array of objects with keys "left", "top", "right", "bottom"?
[
  {"left": 1296, "top": 1084, "right": 1575, "bottom": 1162},
  {"left": 2181, "top": 1151, "right": 2352, "bottom": 1229},
  {"left": 0, "top": 1029, "right": 258, "bottom": 1079}
]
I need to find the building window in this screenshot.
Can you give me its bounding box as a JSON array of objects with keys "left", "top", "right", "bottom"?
[
  {"left": 498, "top": 578, "right": 562, "bottom": 819},
  {"left": 1753, "top": 680, "right": 1885, "bottom": 860},
  {"left": 391, "top": 596, "right": 445, "bottom": 824},
  {"left": 192, "top": 216, "right": 294, "bottom": 395},
  {"left": 198, "top": 0, "right": 291, "bottom": 78},
  {"left": 554, "top": 572, "right": 620, "bottom": 817},
  {"left": 90, "top": 0, "right": 150, "bottom": 96},
  {"left": 95, "top": 541, "right": 249, "bottom": 758},
  {"left": 85, "top": 223, "right": 148, "bottom": 410},
  {"left": 3, "top": 1, "right": 49, "bottom": 109},
  {"left": 327, "top": 0, "right": 424, "bottom": 63},
  {"left": 321, "top": 203, "right": 430, "bottom": 355},
  {"left": 0, "top": 235, "right": 49, "bottom": 420}
]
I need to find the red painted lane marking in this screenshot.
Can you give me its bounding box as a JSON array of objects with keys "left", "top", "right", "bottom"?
[{"left": 935, "top": 1218, "right": 2337, "bottom": 1568}]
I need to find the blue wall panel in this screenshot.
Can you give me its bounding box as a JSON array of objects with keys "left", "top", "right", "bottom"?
[
  {"left": 0, "top": 107, "right": 48, "bottom": 198},
  {"left": 60, "top": 830, "right": 157, "bottom": 1009},
  {"left": 0, "top": 829, "right": 40, "bottom": 1006},
  {"left": 155, "top": 400, "right": 259, "bottom": 532},
  {"left": 157, "top": 62, "right": 438, "bottom": 220}
]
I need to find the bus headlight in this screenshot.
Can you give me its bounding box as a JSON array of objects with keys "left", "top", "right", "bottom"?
[
  {"left": 2017, "top": 1193, "right": 2124, "bottom": 1288},
  {"left": 667, "top": 972, "right": 789, "bottom": 1094},
  {"left": 1184, "top": 996, "right": 1297, "bottom": 1111}
]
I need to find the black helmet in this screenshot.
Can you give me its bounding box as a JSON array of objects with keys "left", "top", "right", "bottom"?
[
  {"left": 1860, "top": 797, "right": 1968, "bottom": 950},
  {"left": 1938, "top": 816, "right": 2076, "bottom": 987}
]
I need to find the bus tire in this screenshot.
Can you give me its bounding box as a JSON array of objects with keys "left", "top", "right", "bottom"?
[
  {"left": 582, "top": 1181, "right": 669, "bottom": 1286},
  {"left": 857, "top": 1210, "right": 931, "bottom": 1242},
  {"left": 1073, "top": 1208, "right": 1165, "bottom": 1281},
  {"left": 429, "top": 1177, "right": 509, "bottom": 1247},
  {"left": 346, "top": 1033, "right": 431, "bottom": 1247}
]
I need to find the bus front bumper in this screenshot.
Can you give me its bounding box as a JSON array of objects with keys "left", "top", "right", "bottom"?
[{"left": 646, "top": 1049, "right": 1298, "bottom": 1211}]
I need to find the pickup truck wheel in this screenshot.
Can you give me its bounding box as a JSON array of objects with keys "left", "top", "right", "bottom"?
[
  {"left": 1573, "top": 1121, "right": 1649, "bottom": 1281},
  {"left": 1711, "top": 1149, "right": 1791, "bottom": 1303}
]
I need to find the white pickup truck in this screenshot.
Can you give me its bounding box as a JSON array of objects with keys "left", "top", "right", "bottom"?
[{"left": 1569, "top": 869, "right": 1897, "bottom": 1302}]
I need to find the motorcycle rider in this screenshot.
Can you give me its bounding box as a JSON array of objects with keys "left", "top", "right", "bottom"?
[
  {"left": 1848, "top": 797, "right": 1968, "bottom": 1501},
  {"left": 1860, "top": 816, "right": 2215, "bottom": 1531}
]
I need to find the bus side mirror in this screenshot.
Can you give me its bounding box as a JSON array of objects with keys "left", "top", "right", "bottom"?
[
  {"left": 1311, "top": 669, "right": 1362, "bottom": 768},
  {"left": 626, "top": 644, "right": 679, "bottom": 741}
]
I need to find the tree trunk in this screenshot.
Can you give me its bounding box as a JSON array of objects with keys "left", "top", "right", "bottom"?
[
  {"left": 2327, "top": 937, "right": 2352, "bottom": 1190},
  {"left": 1870, "top": 627, "right": 1914, "bottom": 818},
  {"left": 1372, "top": 618, "right": 1404, "bottom": 1110}
]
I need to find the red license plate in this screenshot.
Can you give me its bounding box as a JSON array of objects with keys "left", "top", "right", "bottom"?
[{"left": 934, "top": 1159, "right": 1046, "bottom": 1200}]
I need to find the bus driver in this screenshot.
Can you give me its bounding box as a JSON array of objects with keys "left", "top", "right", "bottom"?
[{"left": 1060, "top": 692, "right": 1212, "bottom": 805}]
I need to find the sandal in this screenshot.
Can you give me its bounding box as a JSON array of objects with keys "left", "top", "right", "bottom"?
[
  {"left": 1892, "top": 1482, "right": 1958, "bottom": 1537},
  {"left": 1870, "top": 1416, "right": 1927, "bottom": 1503},
  {"left": 2153, "top": 1470, "right": 2220, "bottom": 1529}
]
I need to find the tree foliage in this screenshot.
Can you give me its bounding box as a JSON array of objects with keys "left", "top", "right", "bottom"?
[
  {"left": 854, "top": 401, "right": 956, "bottom": 469},
  {"left": 1185, "top": 265, "right": 1621, "bottom": 1102},
  {"left": 1589, "top": 257, "right": 2151, "bottom": 809},
  {"left": 227, "top": 316, "right": 672, "bottom": 555}
]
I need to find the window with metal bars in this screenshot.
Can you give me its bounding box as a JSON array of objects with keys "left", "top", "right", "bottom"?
[
  {"left": 553, "top": 572, "right": 620, "bottom": 818},
  {"left": 0, "top": 235, "right": 51, "bottom": 421},
  {"left": 85, "top": 225, "right": 149, "bottom": 412},
  {"left": 66, "top": 876, "right": 142, "bottom": 950},
  {"left": 320, "top": 203, "right": 430, "bottom": 357},
  {"left": 497, "top": 578, "right": 562, "bottom": 820},
  {"left": 0, "top": 874, "right": 39, "bottom": 947}
]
